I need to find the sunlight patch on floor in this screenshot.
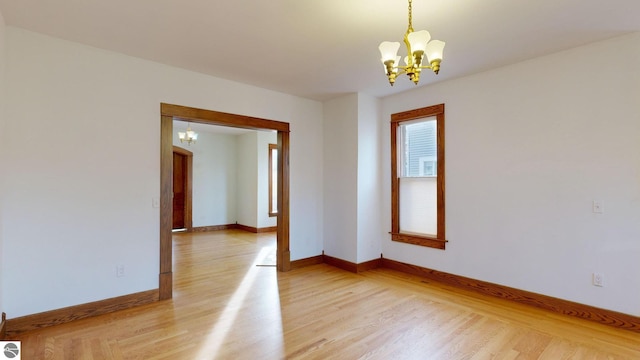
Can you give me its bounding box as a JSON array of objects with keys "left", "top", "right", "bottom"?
[{"left": 195, "top": 245, "right": 284, "bottom": 359}]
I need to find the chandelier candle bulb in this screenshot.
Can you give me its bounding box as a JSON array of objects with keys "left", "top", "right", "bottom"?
[
  {"left": 379, "top": 0, "right": 445, "bottom": 85},
  {"left": 407, "top": 30, "right": 431, "bottom": 55}
]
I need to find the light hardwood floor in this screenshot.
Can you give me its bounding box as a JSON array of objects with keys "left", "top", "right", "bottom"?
[{"left": 14, "top": 229, "right": 640, "bottom": 359}]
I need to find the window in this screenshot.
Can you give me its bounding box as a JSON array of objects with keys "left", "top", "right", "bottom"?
[
  {"left": 419, "top": 157, "right": 437, "bottom": 177},
  {"left": 269, "top": 143, "right": 278, "bottom": 217},
  {"left": 391, "top": 104, "right": 446, "bottom": 249}
]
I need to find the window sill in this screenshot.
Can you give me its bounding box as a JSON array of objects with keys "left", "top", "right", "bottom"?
[{"left": 391, "top": 233, "right": 447, "bottom": 250}]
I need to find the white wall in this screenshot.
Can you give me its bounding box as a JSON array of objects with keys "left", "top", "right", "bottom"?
[
  {"left": 0, "top": 8, "right": 6, "bottom": 317},
  {"left": 236, "top": 130, "right": 277, "bottom": 229},
  {"left": 290, "top": 101, "right": 324, "bottom": 261},
  {"left": 173, "top": 130, "right": 238, "bottom": 227},
  {"left": 380, "top": 33, "right": 640, "bottom": 316},
  {"left": 2, "top": 27, "right": 324, "bottom": 317},
  {"left": 356, "top": 93, "right": 382, "bottom": 263},
  {"left": 323, "top": 94, "right": 358, "bottom": 262},
  {"left": 236, "top": 132, "right": 258, "bottom": 228},
  {"left": 323, "top": 93, "right": 382, "bottom": 264}
]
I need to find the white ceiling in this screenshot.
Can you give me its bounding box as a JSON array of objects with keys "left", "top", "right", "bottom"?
[{"left": 1, "top": 0, "right": 638, "bottom": 101}]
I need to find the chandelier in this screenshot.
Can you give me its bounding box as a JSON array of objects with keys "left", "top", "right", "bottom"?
[
  {"left": 378, "top": 0, "right": 445, "bottom": 86},
  {"left": 178, "top": 124, "right": 198, "bottom": 145}
]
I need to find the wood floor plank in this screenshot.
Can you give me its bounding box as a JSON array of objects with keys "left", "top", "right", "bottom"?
[{"left": 13, "top": 229, "right": 640, "bottom": 359}]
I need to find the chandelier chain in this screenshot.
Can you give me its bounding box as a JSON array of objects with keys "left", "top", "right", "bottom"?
[{"left": 407, "top": 0, "right": 413, "bottom": 32}]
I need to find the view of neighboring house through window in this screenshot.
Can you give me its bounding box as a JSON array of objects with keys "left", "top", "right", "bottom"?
[
  {"left": 391, "top": 104, "right": 446, "bottom": 249},
  {"left": 269, "top": 143, "right": 278, "bottom": 216},
  {"left": 403, "top": 120, "right": 437, "bottom": 177}
]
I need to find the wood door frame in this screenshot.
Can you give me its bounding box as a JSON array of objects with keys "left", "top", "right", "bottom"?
[
  {"left": 160, "top": 103, "right": 291, "bottom": 300},
  {"left": 172, "top": 146, "right": 193, "bottom": 231}
]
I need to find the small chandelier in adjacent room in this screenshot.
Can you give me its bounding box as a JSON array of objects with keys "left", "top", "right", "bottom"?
[
  {"left": 378, "top": 0, "right": 445, "bottom": 86},
  {"left": 178, "top": 124, "right": 198, "bottom": 145}
]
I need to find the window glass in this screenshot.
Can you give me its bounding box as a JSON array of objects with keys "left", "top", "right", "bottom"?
[
  {"left": 398, "top": 118, "right": 437, "bottom": 236},
  {"left": 401, "top": 119, "right": 437, "bottom": 177}
]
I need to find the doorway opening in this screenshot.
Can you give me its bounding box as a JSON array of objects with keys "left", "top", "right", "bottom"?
[{"left": 159, "top": 103, "right": 291, "bottom": 300}]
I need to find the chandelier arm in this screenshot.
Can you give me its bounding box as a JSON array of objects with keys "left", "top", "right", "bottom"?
[
  {"left": 399, "top": 63, "right": 437, "bottom": 70},
  {"left": 395, "top": 67, "right": 409, "bottom": 75}
]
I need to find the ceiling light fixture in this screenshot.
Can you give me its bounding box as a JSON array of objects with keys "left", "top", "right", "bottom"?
[
  {"left": 378, "top": 0, "right": 445, "bottom": 86},
  {"left": 178, "top": 124, "right": 198, "bottom": 145}
]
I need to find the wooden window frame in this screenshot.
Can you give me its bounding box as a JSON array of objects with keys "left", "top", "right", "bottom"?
[
  {"left": 391, "top": 104, "right": 447, "bottom": 250},
  {"left": 268, "top": 143, "right": 278, "bottom": 217}
]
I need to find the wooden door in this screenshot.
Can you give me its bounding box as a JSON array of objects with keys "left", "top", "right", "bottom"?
[{"left": 173, "top": 151, "right": 187, "bottom": 229}]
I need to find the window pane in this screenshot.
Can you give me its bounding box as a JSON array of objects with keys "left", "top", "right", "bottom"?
[
  {"left": 401, "top": 118, "right": 437, "bottom": 177},
  {"left": 399, "top": 177, "right": 437, "bottom": 236}
]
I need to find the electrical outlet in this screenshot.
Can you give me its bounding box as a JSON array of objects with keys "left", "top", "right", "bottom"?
[
  {"left": 592, "top": 200, "right": 603, "bottom": 214},
  {"left": 592, "top": 272, "right": 604, "bottom": 287},
  {"left": 152, "top": 197, "right": 160, "bottom": 208},
  {"left": 116, "top": 265, "right": 125, "bottom": 278}
]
